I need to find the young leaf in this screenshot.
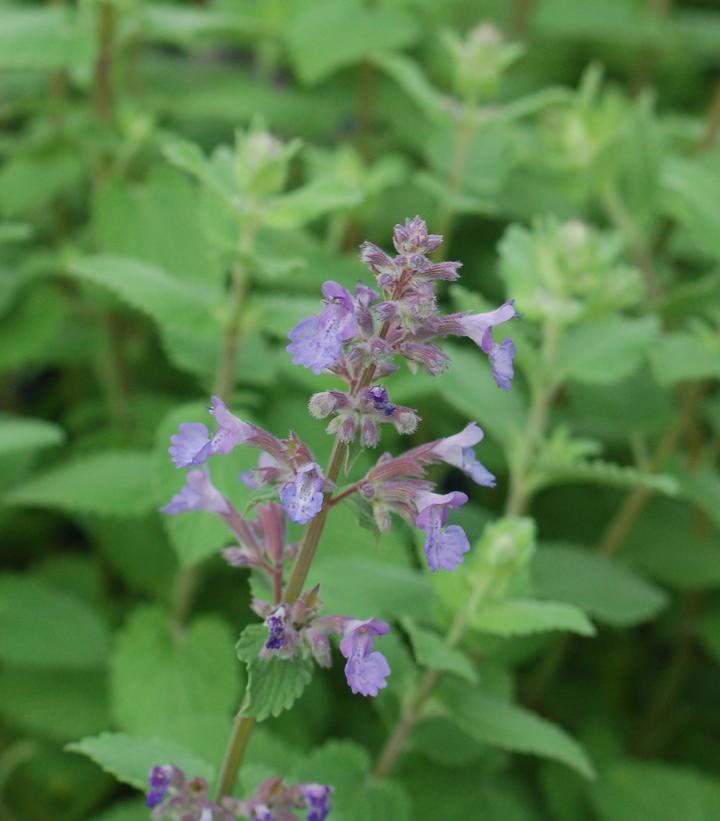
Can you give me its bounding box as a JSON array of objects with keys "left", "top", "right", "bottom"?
[
  {"left": 68, "top": 732, "right": 214, "bottom": 791},
  {"left": 648, "top": 330, "right": 720, "bottom": 386},
  {"left": 110, "top": 607, "right": 239, "bottom": 765},
  {"left": 4, "top": 451, "right": 156, "bottom": 517},
  {"left": 440, "top": 680, "right": 594, "bottom": 779},
  {"left": 400, "top": 616, "right": 478, "bottom": 683},
  {"left": 533, "top": 544, "right": 667, "bottom": 627},
  {"left": 470, "top": 599, "right": 595, "bottom": 637},
  {"left": 237, "top": 625, "right": 313, "bottom": 722},
  {"left": 0, "top": 575, "right": 110, "bottom": 670}
]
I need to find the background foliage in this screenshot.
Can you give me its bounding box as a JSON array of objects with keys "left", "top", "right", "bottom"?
[{"left": 1, "top": 0, "right": 720, "bottom": 818}]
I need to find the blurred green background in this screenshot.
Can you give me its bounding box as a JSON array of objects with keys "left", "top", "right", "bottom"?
[{"left": 1, "top": 0, "right": 720, "bottom": 819}]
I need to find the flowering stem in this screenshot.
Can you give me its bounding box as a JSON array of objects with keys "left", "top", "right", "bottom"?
[
  {"left": 215, "top": 713, "right": 257, "bottom": 800},
  {"left": 214, "top": 258, "right": 249, "bottom": 400}
]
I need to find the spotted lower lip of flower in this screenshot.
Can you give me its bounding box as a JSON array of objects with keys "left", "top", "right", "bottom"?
[
  {"left": 339, "top": 618, "right": 391, "bottom": 696},
  {"left": 264, "top": 606, "right": 288, "bottom": 651},
  {"left": 279, "top": 466, "right": 325, "bottom": 524},
  {"left": 487, "top": 336, "right": 516, "bottom": 392},
  {"left": 415, "top": 491, "right": 470, "bottom": 572},
  {"left": 430, "top": 422, "right": 496, "bottom": 487},
  {"left": 161, "top": 468, "right": 230, "bottom": 515}
]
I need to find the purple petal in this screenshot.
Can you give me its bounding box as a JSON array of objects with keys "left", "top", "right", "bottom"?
[
  {"left": 490, "top": 337, "right": 516, "bottom": 391},
  {"left": 459, "top": 300, "right": 517, "bottom": 348},
  {"left": 280, "top": 471, "right": 324, "bottom": 524},
  {"left": 339, "top": 618, "right": 390, "bottom": 658},
  {"left": 424, "top": 524, "right": 470, "bottom": 572},
  {"left": 169, "top": 423, "right": 212, "bottom": 468},
  {"left": 344, "top": 650, "right": 391, "bottom": 696},
  {"left": 161, "top": 468, "right": 229, "bottom": 515}
]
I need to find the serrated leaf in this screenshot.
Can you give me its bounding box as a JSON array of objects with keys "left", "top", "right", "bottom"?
[
  {"left": 0, "top": 417, "right": 65, "bottom": 456},
  {"left": 68, "top": 732, "right": 214, "bottom": 791},
  {"left": 68, "top": 255, "right": 222, "bottom": 334},
  {"left": 265, "top": 176, "right": 363, "bottom": 228},
  {"left": 661, "top": 154, "right": 720, "bottom": 258},
  {"left": 4, "top": 451, "right": 156, "bottom": 517},
  {"left": 0, "top": 575, "right": 110, "bottom": 670},
  {"left": 534, "top": 458, "right": 678, "bottom": 495},
  {"left": 558, "top": 316, "right": 660, "bottom": 384},
  {"left": 470, "top": 598, "right": 595, "bottom": 637},
  {"left": 440, "top": 680, "right": 594, "bottom": 779},
  {"left": 237, "top": 625, "right": 313, "bottom": 721},
  {"left": 371, "top": 52, "right": 451, "bottom": 122},
  {"left": 111, "top": 607, "right": 239, "bottom": 764},
  {"left": 533, "top": 545, "right": 667, "bottom": 627},
  {"left": 648, "top": 330, "right": 720, "bottom": 386},
  {"left": 401, "top": 616, "right": 478, "bottom": 683},
  {"left": 0, "top": 8, "right": 92, "bottom": 71}
]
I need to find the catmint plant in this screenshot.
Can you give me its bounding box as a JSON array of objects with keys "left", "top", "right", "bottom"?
[{"left": 154, "top": 216, "right": 517, "bottom": 814}]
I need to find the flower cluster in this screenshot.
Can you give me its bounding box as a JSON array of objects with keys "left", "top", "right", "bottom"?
[
  {"left": 159, "top": 215, "right": 516, "bottom": 812},
  {"left": 146, "top": 767, "right": 332, "bottom": 821}
]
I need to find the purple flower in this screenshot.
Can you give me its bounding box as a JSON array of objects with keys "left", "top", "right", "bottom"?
[
  {"left": 280, "top": 464, "right": 325, "bottom": 524},
  {"left": 302, "top": 784, "right": 333, "bottom": 821},
  {"left": 161, "top": 468, "right": 229, "bottom": 515},
  {"left": 265, "top": 606, "right": 288, "bottom": 651},
  {"left": 253, "top": 805, "right": 273, "bottom": 821},
  {"left": 367, "top": 385, "right": 396, "bottom": 416},
  {"left": 393, "top": 215, "right": 443, "bottom": 255},
  {"left": 169, "top": 423, "right": 213, "bottom": 468},
  {"left": 147, "top": 765, "right": 180, "bottom": 808},
  {"left": 487, "top": 337, "right": 516, "bottom": 392},
  {"left": 208, "top": 395, "right": 257, "bottom": 455},
  {"left": 415, "top": 491, "right": 470, "bottom": 572},
  {"left": 431, "top": 423, "right": 496, "bottom": 487},
  {"left": 287, "top": 281, "right": 359, "bottom": 374},
  {"left": 339, "top": 618, "right": 391, "bottom": 696}
]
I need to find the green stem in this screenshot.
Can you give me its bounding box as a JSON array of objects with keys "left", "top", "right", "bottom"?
[
  {"left": 92, "top": 1, "right": 116, "bottom": 124},
  {"left": 215, "top": 714, "right": 257, "bottom": 800},
  {"left": 214, "top": 258, "right": 250, "bottom": 400},
  {"left": 504, "top": 324, "right": 560, "bottom": 517},
  {"left": 434, "top": 110, "right": 475, "bottom": 256}
]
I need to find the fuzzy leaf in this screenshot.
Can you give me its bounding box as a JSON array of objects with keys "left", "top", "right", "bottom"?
[
  {"left": 68, "top": 255, "right": 222, "bottom": 334},
  {"left": 440, "top": 680, "right": 594, "bottom": 779},
  {"left": 4, "top": 451, "right": 156, "bottom": 517},
  {"left": 649, "top": 330, "right": 720, "bottom": 385},
  {"left": 534, "top": 458, "right": 678, "bottom": 495},
  {"left": 401, "top": 616, "right": 478, "bottom": 683},
  {"left": 110, "top": 607, "right": 239, "bottom": 765},
  {"left": 265, "top": 176, "right": 364, "bottom": 228},
  {"left": 0, "top": 575, "right": 110, "bottom": 670},
  {"left": 237, "top": 625, "right": 314, "bottom": 722},
  {"left": 533, "top": 545, "right": 667, "bottom": 627},
  {"left": 0, "top": 7, "right": 92, "bottom": 71},
  {"left": 68, "top": 732, "right": 214, "bottom": 791},
  {"left": 470, "top": 598, "right": 595, "bottom": 637}
]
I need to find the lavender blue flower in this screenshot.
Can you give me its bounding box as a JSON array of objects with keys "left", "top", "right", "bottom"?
[
  {"left": 147, "top": 765, "right": 179, "bottom": 808},
  {"left": 265, "top": 606, "right": 288, "bottom": 650},
  {"left": 431, "top": 422, "right": 496, "bottom": 487},
  {"left": 415, "top": 491, "right": 470, "bottom": 572},
  {"left": 161, "top": 468, "right": 230, "bottom": 515},
  {"left": 487, "top": 336, "right": 516, "bottom": 392},
  {"left": 455, "top": 300, "right": 518, "bottom": 389},
  {"left": 339, "top": 618, "right": 391, "bottom": 697},
  {"left": 280, "top": 465, "right": 325, "bottom": 524},
  {"left": 169, "top": 422, "right": 213, "bottom": 468},
  {"left": 287, "top": 281, "right": 359, "bottom": 374},
  {"left": 302, "top": 784, "right": 333, "bottom": 821},
  {"left": 209, "top": 395, "right": 257, "bottom": 455},
  {"left": 367, "top": 385, "right": 396, "bottom": 416}
]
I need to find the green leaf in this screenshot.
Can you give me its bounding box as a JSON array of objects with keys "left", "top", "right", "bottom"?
[
  {"left": 648, "top": 331, "right": 720, "bottom": 386},
  {"left": 0, "top": 417, "right": 65, "bottom": 456},
  {"left": 0, "top": 8, "right": 92, "bottom": 71},
  {"left": 534, "top": 458, "right": 678, "bottom": 496},
  {"left": 372, "top": 53, "right": 451, "bottom": 122},
  {"left": 592, "top": 760, "right": 720, "bottom": 821},
  {"left": 533, "top": 544, "right": 667, "bottom": 627},
  {"left": 697, "top": 606, "right": 720, "bottom": 664},
  {"left": 237, "top": 625, "right": 313, "bottom": 721},
  {"left": 0, "top": 668, "right": 110, "bottom": 742},
  {"left": 440, "top": 680, "right": 594, "bottom": 779},
  {"left": 624, "top": 499, "right": 720, "bottom": 590},
  {"left": 265, "top": 176, "right": 364, "bottom": 228},
  {"left": 401, "top": 616, "right": 478, "bottom": 683},
  {"left": 0, "top": 575, "right": 109, "bottom": 669},
  {"left": 110, "top": 607, "right": 239, "bottom": 764},
  {"left": 4, "top": 451, "right": 156, "bottom": 517},
  {"left": 0, "top": 286, "right": 64, "bottom": 372},
  {"left": 89, "top": 799, "right": 149, "bottom": 821},
  {"left": 286, "top": 0, "right": 419, "bottom": 84},
  {"left": 67, "top": 255, "right": 222, "bottom": 334},
  {"left": 470, "top": 598, "right": 595, "bottom": 637},
  {"left": 661, "top": 154, "right": 720, "bottom": 258},
  {"left": 0, "top": 145, "right": 85, "bottom": 218},
  {"left": 558, "top": 316, "right": 659, "bottom": 384},
  {"left": 68, "top": 732, "right": 214, "bottom": 791}
]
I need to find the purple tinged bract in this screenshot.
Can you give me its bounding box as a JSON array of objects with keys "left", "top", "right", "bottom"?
[{"left": 415, "top": 491, "right": 470, "bottom": 572}]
